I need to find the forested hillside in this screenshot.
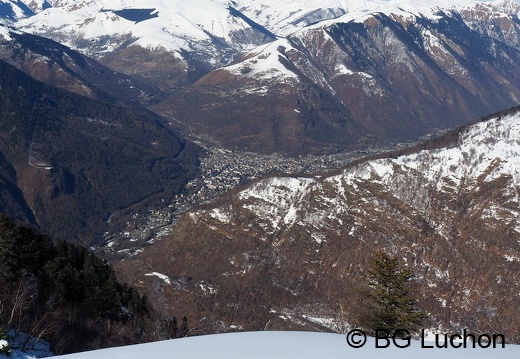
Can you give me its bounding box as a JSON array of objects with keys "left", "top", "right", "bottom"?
[
  {"left": 0, "top": 60, "right": 201, "bottom": 245},
  {"left": 117, "top": 107, "right": 520, "bottom": 340},
  {"left": 0, "top": 214, "right": 154, "bottom": 354}
]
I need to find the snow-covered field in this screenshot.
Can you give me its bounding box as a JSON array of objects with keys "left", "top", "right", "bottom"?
[{"left": 9, "top": 331, "right": 514, "bottom": 359}]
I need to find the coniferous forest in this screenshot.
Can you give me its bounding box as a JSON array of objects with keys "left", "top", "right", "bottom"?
[{"left": 0, "top": 214, "right": 161, "bottom": 355}]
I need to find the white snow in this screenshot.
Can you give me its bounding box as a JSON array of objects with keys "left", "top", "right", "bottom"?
[
  {"left": 26, "top": 0, "right": 51, "bottom": 13},
  {"left": 197, "top": 281, "right": 217, "bottom": 295},
  {"left": 8, "top": 0, "right": 515, "bottom": 66},
  {"left": 0, "top": 25, "right": 11, "bottom": 40},
  {"left": 390, "top": 112, "right": 520, "bottom": 191},
  {"left": 230, "top": 0, "right": 513, "bottom": 36},
  {"left": 335, "top": 64, "right": 355, "bottom": 76},
  {"left": 239, "top": 176, "right": 314, "bottom": 232},
  {"left": 15, "top": 0, "right": 263, "bottom": 57},
  {"left": 232, "top": 0, "right": 351, "bottom": 36},
  {"left": 144, "top": 272, "right": 171, "bottom": 285},
  {"left": 49, "top": 331, "right": 520, "bottom": 359},
  {"left": 210, "top": 109, "right": 520, "bottom": 245},
  {"left": 210, "top": 208, "right": 232, "bottom": 223},
  {"left": 0, "top": 340, "right": 8, "bottom": 351},
  {"left": 0, "top": 351, "right": 36, "bottom": 359},
  {"left": 5, "top": 0, "right": 518, "bottom": 81},
  {"left": 226, "top": 38, "right": 299, "bottom": 81},
  {"left": 305, "top": 0, "right": 494, "bottom": 28}
]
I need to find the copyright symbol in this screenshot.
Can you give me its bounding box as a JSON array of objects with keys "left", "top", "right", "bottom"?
[{"left": 346, "top": 329, "right": 367, "bottom": 348}]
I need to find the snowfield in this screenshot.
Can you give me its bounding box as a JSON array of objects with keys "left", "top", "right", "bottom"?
[
  {"left": 42, "top": 331, "right": 520, "bottom": 359},
  {"left": 4, "top": 0, "right": 518, "bottom": 60}
]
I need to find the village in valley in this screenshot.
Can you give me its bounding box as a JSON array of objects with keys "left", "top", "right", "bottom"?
[{"left": 98, "top": 135, "right": 433, "bottom": 257}]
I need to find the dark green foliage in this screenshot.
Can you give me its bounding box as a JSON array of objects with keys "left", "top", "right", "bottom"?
[
  {"left": 357, "top": 251, "right": 429, "bottom": 336},
  {"left": 0, "top": 214, "right": 151, "bottom": 354}
]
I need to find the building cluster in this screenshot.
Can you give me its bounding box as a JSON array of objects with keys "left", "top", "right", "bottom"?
[{"left": 101, "top": 139, "right": 423, "bottom": 257}]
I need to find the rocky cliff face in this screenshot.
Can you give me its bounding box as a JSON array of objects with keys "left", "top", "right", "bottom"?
[{"left": 117, "top": 106, "right": 520, "bottom": 340}]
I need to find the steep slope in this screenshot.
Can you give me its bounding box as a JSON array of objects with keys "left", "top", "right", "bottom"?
[
  {"left": 6, "top": 1, "right": 520, "bottom": 153},
  {"left": 116, "top": 106, "right": 520, "bottom": 341},
  {"left": 231, "top": 0, "right": 352, "bottom": 36},
  {"left": 0, "top": 60, "right": 200, "bottom": 245},
  {"left": 13, "top": 0, "right": 277, "bottom": 92},
  {"left": 160, "top": 0, "right": 520, "bottom": 155},
  {"left": 0, "top": 25, "right": 166, "bottom": 105},
  {"left": 0, "top": 0, "right": 34, "bottom": 22}
]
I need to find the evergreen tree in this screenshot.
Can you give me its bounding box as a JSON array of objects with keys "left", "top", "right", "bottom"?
[
  {"left": 0, "top": 213, "right": 153, "bottom": 354},
  {"left": 358, "top": 251, "right": 428, "bottom": 336}
]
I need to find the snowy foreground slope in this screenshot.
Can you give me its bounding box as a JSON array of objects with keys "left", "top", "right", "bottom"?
[{"left": 46, "top": 332, "right": 520, "bottom": 359}]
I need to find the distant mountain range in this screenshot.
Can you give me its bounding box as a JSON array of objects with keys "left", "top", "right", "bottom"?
[
  {"left": 159, "top": 0, "right": 520, "bottom": 154},
  {"left": 1, "top": 0, "right": 518, "bottom": 155},
  {"left": 115, "top": 106, "right": 520, "bottom": 340}
]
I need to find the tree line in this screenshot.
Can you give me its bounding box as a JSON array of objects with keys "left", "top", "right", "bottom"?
[{"left": 0, "top": 213, "right": 187, "bottom": 355}]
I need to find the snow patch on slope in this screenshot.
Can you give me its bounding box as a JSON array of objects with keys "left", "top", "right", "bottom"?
[
  {"left": 231, "top": 0, "right": 490, "bottom": 35},
  {"left": 390, "top": 113, "right": 520, "bottom": 191},
  {"left": 226, "top": 38, "right": 299, "bottom": 80},
  {"left": 224, "top": 109, "right": 520, "bottom": 240},
  {"left": 232, "top": 0, "right": 351, "bottom": 36},
  {"left": 0, "top": 24, "right": 11, "bottom": 39},
  {"left": 296, "top": 0, "right": 511, "bottom": 30},
  {"left": 239, "top": 177, "right": 314, "bottom": 232},
  {"left": 145, "top": 272, "right": 171, "bottom": 285},
  {"left": 210, "top": 208, "right": 232, "bottom": 223}
]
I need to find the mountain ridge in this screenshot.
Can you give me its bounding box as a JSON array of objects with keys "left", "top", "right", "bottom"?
[
  {"left": 0, "top": 59, "right": 200, "bottom": 245},
  {"left": 3, "top": 2, "right": 519, "bottom": 150},
  {"left": 159, "top": 3, "right": 520, "bottom": 154},
  {"left": 115, "top": 106, "right": 520, "bottom": 340}
]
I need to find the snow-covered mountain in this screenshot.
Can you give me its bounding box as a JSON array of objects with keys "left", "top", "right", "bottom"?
[
  {"left": 8, "top": 0, "right": 276, "bottom": 90},
  {"left": 116, "top": 106, "right": 520, "bottom": 340},
  {"left": 233, "top": 0, "right": 476, "bottom": 36},
  {"left": 0, "top": 24, "right": 166, "bottom": 104},
  {"left": 158, "top": 0, "right": 520, "bottom": 154},
  {"left": 1, "top": 1, "right": 519, "bottom": 147},
  {"left": 0, "top": 0, "right": 273, "bottom": 91},
  {"left": 0, "top": 0, "right": 34, "bottom": 22},
  {"left": 11, "top": 0, "right": 518, "bottom": 48}
]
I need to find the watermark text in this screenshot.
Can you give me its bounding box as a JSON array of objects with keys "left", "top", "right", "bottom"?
[{"left": 345, "top": 329, "right": 505, "bottom": 349}]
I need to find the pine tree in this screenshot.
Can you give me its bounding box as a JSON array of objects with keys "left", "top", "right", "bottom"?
[{"left": 358, "top": 251, "right": 428, "bottom": 336}]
